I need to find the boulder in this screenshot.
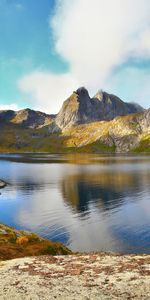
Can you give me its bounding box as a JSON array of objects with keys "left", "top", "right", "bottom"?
[{"left": 0, "top": 180, "right": 7, "bottom": 189}]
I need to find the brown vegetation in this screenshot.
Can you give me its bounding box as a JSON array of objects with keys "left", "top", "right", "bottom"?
[{"left": 0, "top": 224, "right": 71, "bottom": 260}]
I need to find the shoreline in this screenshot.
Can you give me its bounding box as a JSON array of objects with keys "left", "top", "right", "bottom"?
[
  {"left": 0, "top": 151, "right": 150, "bottom": 154},
  {"left": 0, "top": 225, "right": 150, "bottom": 299}
]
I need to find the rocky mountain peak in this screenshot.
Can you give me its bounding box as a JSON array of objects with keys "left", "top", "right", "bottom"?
[
  {"left": 12, "top": 109, "right": 55, "bottom": 128},
  {"left": 0, "top": 108, "right": 55, "bottom": 129},
  {"left": 55, "top": 87, "right": 144, "bottom": 130},
  {"left": 94, "top": 89, "right": 104, "bottom": 101},
  {"left": 0, "top": 88, "right": 145, "bottom": 133},
  {"left": 75, "top": 87, "right": 90, "bottom": 98}
]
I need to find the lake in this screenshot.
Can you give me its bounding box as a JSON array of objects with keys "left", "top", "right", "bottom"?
[{"left": 0, "top": 153, "right": 150, "bottom": 253}]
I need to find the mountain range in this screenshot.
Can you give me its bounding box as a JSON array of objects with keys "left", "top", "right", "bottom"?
[{"left": 0, "top": 88, "right": 149, "bottom": 153}]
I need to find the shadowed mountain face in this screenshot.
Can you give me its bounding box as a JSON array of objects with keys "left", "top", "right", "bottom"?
[
  {"left": 0, "top": 108, "right": 55, "bottom": 129},
  {"left": 0, "top": 110, "right": 15, "bottom": 123},
  {"left": 55, "top": 87, "right": 144, "bottom": 129}
]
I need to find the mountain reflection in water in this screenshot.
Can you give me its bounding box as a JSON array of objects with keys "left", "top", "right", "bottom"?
[
  {"left": 0, "top": 154, "right": 150, "bottom": 253},
  {"left": 61, "top": 172, "right": 143, "bottom": 213}
]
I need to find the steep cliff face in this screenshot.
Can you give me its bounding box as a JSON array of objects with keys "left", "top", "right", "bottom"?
[
  {"left": 55, "top": 87, "right": 144, "bottom": 130},
  {"left": 137, "top": 108, "right": 150, "bottom": 132}
]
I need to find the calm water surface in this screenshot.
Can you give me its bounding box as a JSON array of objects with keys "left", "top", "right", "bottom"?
[{"left": 0, "top": 154, "right": 150, "bottom": 253}]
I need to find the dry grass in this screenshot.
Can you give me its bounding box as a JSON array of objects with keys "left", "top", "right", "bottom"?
[
  {"left": 0, "top": 110, "right": 149, "bottom": 153},
  {"left": 0, "top": 224, "right": 71, "bottom": 260}
]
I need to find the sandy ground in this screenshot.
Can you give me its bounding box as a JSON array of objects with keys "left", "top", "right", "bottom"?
[{"left": 0, "top": 253, "right": 150, "bottom": 300}]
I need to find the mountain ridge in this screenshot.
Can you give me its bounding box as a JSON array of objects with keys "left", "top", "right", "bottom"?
[
  {"left": 0, "top": 88, "right": 149, "bottom": 153},
  {"left": 0, "top": 108, "right": 55, "bottom": 129},
  {"left": 55, "top": 87, "right": 144, "bottom": 130},
  {"left": 0, "top": 87, "right": 144, "bottom": 130},
  {"left": 0, "top": 108, "right": 149, "bottom": 153}
]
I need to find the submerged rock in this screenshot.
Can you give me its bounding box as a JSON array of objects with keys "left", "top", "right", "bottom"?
[{"left": 0, "top": 180, "right": 7, "bottom": 189}]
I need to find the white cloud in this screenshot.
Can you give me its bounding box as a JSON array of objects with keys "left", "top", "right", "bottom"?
[
  {"left": 18, "top": 71, "right": 79, "bottom": 113},
  {"left": 0, "top": 103, "right": 20, "bottom": 111},
  {"left": 51, "top": 0, "right": 150, "bottom": 88},
  {"left": 18, "top": 0, "right": 150, "bottom": 113},
  {"left": 136, "top": 30, "right": 150, "bottom": 57},
  {"left": 106, "top": 67, "right": 150, "bottom": 108}
]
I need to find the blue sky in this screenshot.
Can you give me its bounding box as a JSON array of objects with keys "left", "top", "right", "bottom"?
[
  {"left": 0, "top": 0, "right": 150, "bottom": 113},
  {"left": 0, "top": 0, "right": 68, "bottom": 110}
]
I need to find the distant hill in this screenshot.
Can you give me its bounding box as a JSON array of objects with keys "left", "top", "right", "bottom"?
[{"left": 0, "top": 108, "right": 55, "bottom": 128}]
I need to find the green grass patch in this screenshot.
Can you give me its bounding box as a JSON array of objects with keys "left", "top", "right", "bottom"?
[{"left": 132, "top": 134, "right": 150, "bottom": 153}]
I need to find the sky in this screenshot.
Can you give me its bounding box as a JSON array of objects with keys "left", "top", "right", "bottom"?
[{"left": 0, "top": 0, "right": 150, "bottom": 113}]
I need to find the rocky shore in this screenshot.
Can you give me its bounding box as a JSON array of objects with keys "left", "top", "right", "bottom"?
[
  {"left": 0, "top": 224, "right": 150, "bottom": 299},
  {"left": 0, "top": 253, "right": 150, "bottom": 299}
]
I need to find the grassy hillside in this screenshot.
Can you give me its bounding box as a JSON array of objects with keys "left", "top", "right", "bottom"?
[
  {"left": 0, "top": 111, "right": 149, "bottom": 153},
  {"left": 0, "top": 123, "right": 115, "bottom": 153},
  {"left": 132, "top": 134, "right": 150, "bottom": 153},
  {"left": 0, "top": 224, "right": 71, "bottom": 260}
]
